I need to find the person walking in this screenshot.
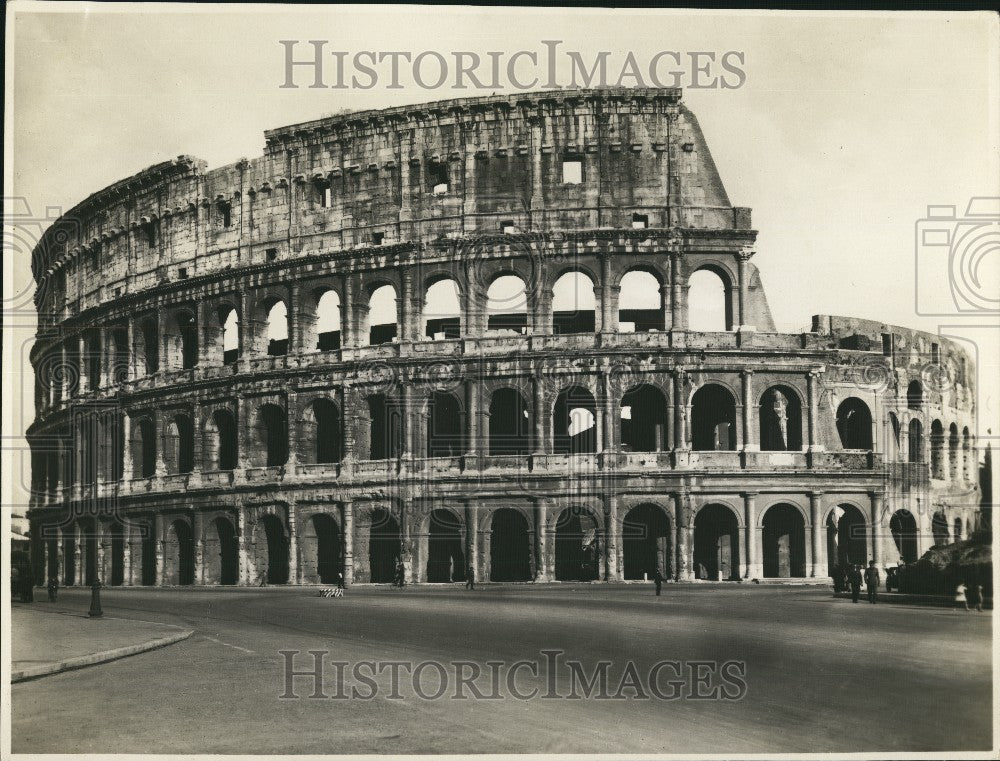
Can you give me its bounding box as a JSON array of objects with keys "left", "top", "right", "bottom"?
[
  {"left": 395, "top": 557, "right": 406, "bottom": 588},
  {"left": 864, "top": 561, "right": 880, "bottom": 604},
  {"left": 849, "top": 564, "right": 862, "bottom": 603},
  {"left": 955, "top": 581, "right": 969, "bottom": 611},
  {"left": 465, "top": 564, "right": 475, "bottom": 591},
  {"left": 973, "top": 583, "right": 984, "bottom": 612},
  {"left": 47, "top": 576, "right": 58, "bottom": 602},
  {"left": 653, "top": 566, "right": 663, "bottom": 596}
]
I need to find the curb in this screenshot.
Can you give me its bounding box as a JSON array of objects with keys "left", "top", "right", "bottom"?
[{"left": 12, "top": 629, "right": 194, "bottom": 683}]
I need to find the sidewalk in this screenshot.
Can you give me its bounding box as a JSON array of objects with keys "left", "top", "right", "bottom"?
[
  {"left": 11, "top": 605, "right": 193, "bottom": 683},
  {"left": 832, "top": 591, "right": 994, "bottom": 609}
]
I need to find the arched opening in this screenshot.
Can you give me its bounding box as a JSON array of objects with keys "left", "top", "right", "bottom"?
[
  {"left": 962, "top": 427, "right": 972, "bottom": 481},
  {"left": 110, "top": 327, "right": 129, "bottom": 385},
  {"left": 906, "top": 380, "right": 923, "bottom": 411},
  {"left": 205, "top": 517, "right": 238, "bottom": 585},
  {"left": 130, "top": 417, "right": 156, "bottom": 478},
  {"left": 554, "top": 507, "right": 601, "bottom": 581},
  {"left": 623, "top": 504, "right": 671, "bottom": 580},
  {"left": 264, "top": 300, "right": 289, "bottom": 356},
  {"left": 931, "top": 510, "right": 949, "bottom": 545},
  {"left": 618, "top": 270, "right": 663, "bottom": 332},
  {"left": 310, "top": 514, "right": 342, "bottom": 585},
  {"left": 688, "top": 267, "right": 731, "bottom": 332},
  {"left": 427, "top": 392, "right": 463, "bottom": 457},
  {"left": 165, "top": 414, "right": 194, "bottom": 474},
  {"left": 315, "top": 290, "right": 342, "bottom": 351},
  {"left": 948, "top": 423, "right": 959, "bottom": 480},
  {"left": 836, "top": 398, "right": 873, "bottom": 450},
  {"left": 930, "top": 419, "right": 945, "bottom": 479},
  {"left": 141, "top": 525, "right": 156, "bottom": 586},
  {"left": 164, "top": 519, "right": 195, "bottom": 585},
  {"left": 953, "top": 517, "right": 963, "bottom": 542},
  {"left": 826, "top": 505, "right": 868, "bottom": 574},
  {"left": 691, "top": 384, "right": 737, "bottom": 451},
  {"left": 486, "top": 275, "right": 528, "bottom": 334},
  {"left": 552, "top": 271, "right": 596, "bottom": 334},
  {"left": 890, "top": 510, "right": 918, "bottom": 564},
  {"left": 205, "top": 409, "right": 237, "bottom": 471},
  {"left": 423, "top": 278, "right": 462, "bottom": 340},
  {"left": 693, "top": 504, "right": 740, "bottom": 580},
  {"left": 489, "top": 509, "right": 532, "bottom": 581},
  {"left": 254, "top": 514, "right": 289, "bottom": 584},
  {"left": 554, "top": 386, "right": 597, "bottom": 454},
  {"left": 759, "top": 386, "right": 803, "bottom": 451},
  {"left": 369, "top": 509, "right": 400, "bottom": 583},
  {"left": 761, "top": 504, "right": 806, "bottom": 578},
  {"left": 908, "top": 419, "right": 923, "bottom": 463},
  {"left": 256, "top": 404, "right": 288, "bottom": 467},
  {"left": 139, "top": 317, "right": 159, "bottom": 374},
  {"left": 620, "top": 385, "right": 668, "bottom": 452},
  {"left": 306, "top": 399, "right": 341, "bottom": 464},
  {"left": 367, "top": 284, "right": 398, "bottom": 345},
  {"left": 488, "top": 388, "right": 530, "bottom": 455},
  {"left": 170, "top": 311, "right": 198, "bottom": 370},
  {"left": 109, "top": 521, "right": 125, "bottom": 586},
  {"left": 85, "top": 332, "right": 102, "bottom": 390},
  {"left": 426, "top": 509, "right": 465, "bottom": 583},
  {"left": 367, "top": 394, "right": 403, "bottom": 460},
  {"left": 221, "top": 308, "right": 240, "bottom": 364}
]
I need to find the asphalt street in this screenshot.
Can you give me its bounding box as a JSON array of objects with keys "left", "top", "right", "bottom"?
[{"left": 11, "top": 584, "right": 992, "bottom": 754}]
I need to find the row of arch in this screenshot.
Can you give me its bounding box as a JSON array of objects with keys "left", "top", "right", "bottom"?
[{"left": 889, "top": 412, "right": 973, "bottom": 480}]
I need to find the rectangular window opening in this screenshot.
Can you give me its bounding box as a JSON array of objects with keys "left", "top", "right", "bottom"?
[
  {"left": 372, "top": 232, "right": 385, "bottom": 246},
  {"left": 266, "top": 247, "right": 278, "bottom": 262},
  {"left": 562, "top": 158, "right": 583, "bottom": 185},
  {"left": 632, "top": 213, "right": 649, "bottom": 229},
  {"left": 501, "top": 220, "right": 516, "bottom": 234},
  {"left": 428, "top": 162, "right": 449, "bottom": 195}
]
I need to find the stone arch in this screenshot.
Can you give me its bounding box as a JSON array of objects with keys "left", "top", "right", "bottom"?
[
  {"left": 760, "top": 503, "right": 807, "bottom": 578},
  {"left": 553, "top": 505, "right": 602, "bottom": 581},
  {"left": 486, "top": 273, "right": 529, "bottom": 334},
  {"left": 691, "top": 383, "right": 737, "bottom": 451},
  {"left": 488, "top": 507, "right": 533, "bottom": 582},
  {"left": 366, "top": 393, "right": 403, "bottom": 460},
  {"left": 889, "top": 509, "right": 918, "bottom": 564},
  {"left": 366, "top": 282, "right": 398, "bottom": 346},
  {"left": 488, "top": 387, "right": 530, "bottom": 455},
  {"left": 304, "top": 286, "right": 342, "bottom": 352},
  {"left": 688, "top": 264, "right": 732, "bottom": 332},
  {"left": 930, "top": 419, "right": 945, "bottom": 479},
  {"left": 825, "top": 503, "right": 869, "bottom": 574},
  {"left": 836, "top": 398, "right": 873, "bottom": 450},
  {"left": 908, "top": 418, "right": 923, "bottom": 463},
  {"left": 423, "top": 276, "right": 463, "bottom": 340},
  {"left": 426, "top": 390, "right": 464, "bottom": 457},
  {"left": 130, "top": 415, "right": 156, "bottom": 478},
  {"left": 301, "top": 397, "right": 341, "bottom": 464},
  {"left": 108, "top": 520, "right": 126, "bottom": 586},
  {"left": 423, "top": 508, "right": 466, "bottom": 583},
  {"left": 620, "top": 383, "right": 668, "bottom": 452},
  {"left": 204, "top": 408, "right": 238, "bottom": 471},
  {"left": 164, "top": 517, "right": 195, "bottom": 585},
  {"left": 931, "top": 510, "right": 949, "bottom": 545},
  {"left": 758, "top": 384, "right": 803, "bottom": 452},
  {"left": 163, "top": 413, "right": 195, "bottom": 474},
  {"left": 551, "top": 270, "right": 596, "bottom": 334},
  {"left": 367, "top": 507, "right": 401, "bottom": 583},
  {"left": 906, "top": 380, "right": 923, "bottom": 411},
  {"left": 622, "top": 503, "right": 672, "bottom": 580},
  {"left": 693, "top": 503, "right": 741, "bottom": 580},
  {"left": 254, "top": 403, "right": 288, "bottom": 467},
  {"left": 252, "top": 511, "right": 289, "bottom": 584},
  {"left": 164, "top": 308, "right": 199, "bottom": 371},
  {"left": 948, "top": 423, "right": 960, "bottom": 481},
  {"left": 554, "top": 385, "right": 597, "bottom": 454},
  {"left": 203, "top": 514, "right": 238, "bottom": 585},
  {"left": 136, "top": 315, "right": 159, "bottom": 374},
  {"left": 617, "top": 268, "right": 664, "bottom": 333},
  {"left": 301, "top": 512, "right": 342, "bottom": 585}
]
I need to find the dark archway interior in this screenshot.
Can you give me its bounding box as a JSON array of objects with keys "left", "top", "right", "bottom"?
[
  {"left": 489, "top": 388, "right": 530, "bottom": 455},
  {"left": 260, "top": 514, "right": 289, "bottom": 584},
  {"left": 621, "top": 386, "right": 667, "bottom": 452},
  {"left": 427, "top": 509, "right": 465, "bottom": 582},
  {"left": 554, "top": 387, "right": 597, "bottom": 454},
  {"left": 214, "top": 518, "right": 239, "bottom": 585},
  {"left": 908, "top": 419, "right": 923, "bottom": 463},
  {"left": 490, "top": 509, "right": 532, "bottom": 581},
  {"left": 368, "top": 395, "right": 403, "bottom": 460},
  {"left": 369, "top": 509, "right": 401, "bottom": 583},
  {"left": 178, "top": 312, "right": 198, "bottom": 369},
  {"left": 110, "top": 522, "right": 125, "bottom": 586},
  {"left": 836, "top": 399, "right": 873, "bottom": 450},
  {"left": 313, "top": 514, "right": 342, "bottom": 584},
  {"left": 931, "top": 511, "right": 949, "bottom": 545},
  {"left": 890, "top": 510, "right": 918, "bottom": 564},
  {"left": 168, "top": 520, "right": 195, "bottom": 585},
  {"left": 63, "top": 532, "right": 77, "bottom": 586},
  {"left": 693, "top": 505, "right": 740, "bottom": 580},
  {"left": 259, "top": 405, "right": 288, "bottom": 467},
  {"left": 691, "top": 385, "right": 736, "bottom": 451},
  {"left": 313, "top": 400, "right": 341, "bottom": 464},
  {"left": 759, "top": 387, "right": 803, "bottom": 451},
  {"left": 554, "top": 508, "right": 600, "bottom": 581},
  {"left": 827, "top": 506, "right": 868, "bottom": 573},
  {"left": 623, "top": 504, "right": 671, "bottom": 580},
  {"left": 141, "top": 527, "right": 156, "bottom": 585},
  {"left": 215, "top": 411, "right": 238, "bottom": 470},
  {"left": 761, "top": 504, "right": 806, "bottom": 578},
  {"left": 427, "top": 392, "right": 464, "bottom": 457}
]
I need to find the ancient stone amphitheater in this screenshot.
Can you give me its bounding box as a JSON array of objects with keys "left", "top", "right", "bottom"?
[{"left": 26, "top": 88, "right": 980, "bottom": 588}]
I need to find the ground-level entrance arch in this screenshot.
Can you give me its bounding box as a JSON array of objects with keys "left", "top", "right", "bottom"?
[
  {"left": 489, "top": 509, "right": 532, "bottom": 582},
  {"left": 693, "top": 504, "right": 740, "bottom": 580},
  {"left": 622, "top": 504, "right": 671, "bottom": 580},
  {"left": 426, "top": 509, "right": 465, "bottom": 583},
  {"left": 890, "top": 509, "right": 918, "bottom": 564},
  {"left": 761, "top": 504, "right": 806, "bottom": 578},
  {"left": 826, "top": 505, "right": 868, "bottom": 574},
  {"left": 253, "top": 514, "right": 289, "bottom": 584},
  {"left": 554, "top": 507, "right": 601, "bottom": 581}
]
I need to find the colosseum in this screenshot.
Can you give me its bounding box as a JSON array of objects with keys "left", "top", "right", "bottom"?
[{"left": 26, "top": 87, "right": 981, "bottom": 589}]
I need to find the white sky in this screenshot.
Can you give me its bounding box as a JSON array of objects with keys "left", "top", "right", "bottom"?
[{"left": 3, "top": 4, "right": 999, "bottom": 519}]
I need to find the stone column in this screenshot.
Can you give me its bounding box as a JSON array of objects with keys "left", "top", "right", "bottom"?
[
  {"left": 236, "top": 502, "right": 250, "bottom": 585},
  {"left": 197, "top": 300, "right": 212, "bottom": 366},
  {"left": 744, "top": 492, "right": 762, "bottom": 579},
  {"left": 670, "top": 250, "right": 685, "bottom": 330},
  {"left": 288, "top": 283, "right": 302, "bottom": 354},
  {"left": 157, "top": 308, "right": 170, "bottom": 373},
  {"left": 605, "top": 492, "right": 621, "bottom": 581},
  {"left": 341, "top": 499, "right": 354, "bottom": 586},
  {"left": 599, "top": 253, "right": 615, "bottom": 333},
  {"left": 400, "top": 499, "right": 413, "bottom": 584},
  {"left": 532, "top": 372, "right": 547, "bottom": 455},
  {"left": 673, "top": 369, "right": 688, "bottom": 450},
  {"left": 534, "top": 287, "right": 553, "bottom": 336},
  {"left": 601, "top": 367, "right": 616, "bottom": 454},
  {"left": 807, "top": 370, "right": 823, "bottom": 452},
  {"left": 742, "top": 369, "right": 757, "bottom": 451},
  {"left": 125, "top": 318, "right": 137, "bottom": 382},
  {"left": 55, "top": 526, "right": 65, "bottom": 586},
  {"left": 287, "top": 501, "right": 299, "bottom": 585},
  {"left": 121, "top": 414, "right": 134, "bottom": 482},
  {"left": 737, "top": 249, "right": 753, "bottom": 329},
  {"left": 661, "top": 282, "right": 673, "bottom": 331},
  {"left": 870, "top": 491, "right": 885, "bottom": 567},
  {"left": 399, "top": 268, "right": 413, "bottom": 343},
  {"left": 154, "top": 514, "right": 165, "bottom": 586},
  {"left": 465, "top": 500, "right": 478, "bottom": 581},
  {"left": 193, "top": 511, "right": 205, "bottom": 585},
  {"left": 341, "top": 275, "right": 355, "bottom": 349},
  {"left": 534, "top": 497, "right": 550, "bottom": 581},
  {"left": 122, "top": 522, "right": 133, "bottom": 586},
  {"left": 74, "top": 523, "right": 85, "bottom": 586},
  {"left": 810, "top": 491, "right": 825, "bottom": 577},
  {"left": 78, "top": 334, "right": 90, "bottom": 393},
  {"left": 465, "top": 377, "right": 480, "bottom": 456},
  {"left": 675, "top": 491, "right": 693, "bottom": 581}
]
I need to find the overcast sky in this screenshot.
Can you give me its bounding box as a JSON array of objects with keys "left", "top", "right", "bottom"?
[{"left": 4, "top": 5, "right": 999, "bottom": 515}]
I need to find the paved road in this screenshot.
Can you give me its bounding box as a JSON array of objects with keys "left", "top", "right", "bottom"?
[{"left": 11, "top": 584, "right": 992, "bottom": 754}]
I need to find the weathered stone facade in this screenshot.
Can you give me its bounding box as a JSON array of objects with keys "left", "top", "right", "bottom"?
[{"left": 26, "top": 88, "right": 979, "bottom": 587}]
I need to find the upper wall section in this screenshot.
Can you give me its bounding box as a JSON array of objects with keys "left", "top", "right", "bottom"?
[{"left": 31, "top": 88, "right": 752, "bottom": 324}]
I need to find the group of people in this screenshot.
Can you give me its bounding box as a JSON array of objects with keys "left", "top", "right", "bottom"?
[
  {"left": 954, "top": 581, "right": 986, "bottom": 612},
  {"left": 842, "top": 561, "right": 882, "bottom": 604}
]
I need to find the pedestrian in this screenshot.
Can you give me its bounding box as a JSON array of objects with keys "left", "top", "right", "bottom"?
[
  {"left": 395, "top": 557, "right": 406, "bottom": 588},
  {"left": 653, "top": 566, "right": 663, "bottom": 596},
  {"left": 849, "top": 564, "right": 862, "bottom": 603},
  {"left": 864, "top": 561, "right": 880, "bottom": 604},
  {"left": 955, "top": 581, "right": 969, "bottom": 612},
  {"left": 259, "top": 568, "right": 268, "bottom": 587},
  {"left": 973, "top": 583, "right": 984, "bottom": 612},
  {"left": 47, "top": 577, "right": 58, "bottom": 602},
  {"left": 465, "top": 564, "right": 475, "bottom": 591}
]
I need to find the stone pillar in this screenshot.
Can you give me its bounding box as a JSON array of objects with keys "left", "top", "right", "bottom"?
[
  {"left": 661, "top": 282, "right": 673, "bottom": 331},
  {"left": 157, "top": 308, "right": 170, "bottom": 373},
  {"left": 193, "top": 511, "right": 205, "bottom": 585},
  {"left": 400, "top": 499, "right": 413, "bottom": 584},
  {"left": 121, "top": 414, "right": 134, "bottom": 482},
  {"left": 744, "top": 492, "right": 762, "bottom": 579},
  {"left": 153, "top": 410, "right": 167, "bottom": 477},
  {"left": 74, "top": 523, "right": 85, "bottom": 586},
  {"left": 673, "top": 369, "right": 688, "bottom": 450},
  {"left": 742, "top": 369, "right": 757, "bottom": 451},
  {"left": 239, "top": 290, "right": 253, "bottom": 359},
  {"left": 601, "top": 367, "right": 616, "bottom": 454},
  {"left": 125, "top": 318, "right": 137, "bottom": 382},
  {"left": 399, "top": 268, "right": 414, "bottom": 343},
  {"left": 465, "top": 377, "right": 480, "bottom": 456},
  {"left": 122, "top": 522, "right": 133, "bottom": 586},
  {"left": 288, "top": 283, "right": 302, "bottom": 354},
  {"left": 532, "top": 372, "right": 547, "bottom": 455},
  {"left": 605, "top": 492, "right": 621, "bottom": 581},
  {"left": 465, "top": 500, "right": 478, "bottom": 581},
  {"left": 599, "top": 253, "right": 615, "bottom": 333},
  {"left": 55, "top": 526, "right": 65, "bottom": 586},
  {"left": 810, "top": 491, "right": 825, "bottom": 577},
  {"left": 287, "top": 501, "right": 299, "bottom": 585},
  {"left": 675, "top": 491, "right": 693, "bottom": 581},
  {"left": 807, "top": 370, "right": 823, "bottom": 452},
  {"left": 78, "top": 334, "right": 90, "bottom": 392},
  {"left": 870, "top": 491, "right": 885, "bottom": 567},
  {"left": 341, "top": 499, "right": 354, "bottom": 586},
  {"left": 236, "top": 502, "right": 250, "bottom": 585},
  {"left": 154, "top": 514, "right": 165, "bottom": 586},
  {"left": 670, "top": 250, "right": 685, "bottom": 330},
  {"left": 341, "top": 275, "right": 355, "bottom": 349},
  {"left": 737, "top": 249, "right": 753, "bottom": 329},
  {"left": 534, "top": 497, "right": 550, "bottom": 581},
  {"left": 534, "top": 287, "right": 553, "bottom": 336}
]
